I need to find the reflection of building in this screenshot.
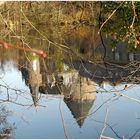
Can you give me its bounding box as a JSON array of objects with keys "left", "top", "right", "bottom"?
[
  {"left": 104, "top": 41, "right": 140, "bottom": 63},
  {"left": 63, "top": 76, "right": 96, "bottom": 128},
  {"left": 65, "top": 100, "right": 94, "bottom": 128},
  {"left": 64, "top": 77, "right": 96, "bottom": 101},
  {"left": 28, "top": 55, "right": 42, "bottom": 106},
  {"left": 20, "top": 53, "right": 42, "bottom": 106},
  {"left": 39, "top": 71, "right": 96, "bottom": 128},
  {"left": 70, "top": 60, "right": 140, "bottom": 86},
  {"left": 39, "top": 70, "right": 79, "bottom": 95}
]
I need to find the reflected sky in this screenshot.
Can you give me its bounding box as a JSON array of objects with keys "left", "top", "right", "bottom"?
[{"left": 0, "top": 60, "right": 140, "bottom": 139}]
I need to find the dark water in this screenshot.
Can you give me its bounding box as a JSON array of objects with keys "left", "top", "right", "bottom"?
[{"left": 1, "top": 26, "right": 140, "bottom": 139}]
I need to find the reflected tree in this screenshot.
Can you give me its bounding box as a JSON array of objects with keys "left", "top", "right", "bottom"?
[
  {"left": 100, "top": 1, "right": 140, "bottom": 50},
  {"left": 0, "top": 106, "right": 14, "bottom": 139}
]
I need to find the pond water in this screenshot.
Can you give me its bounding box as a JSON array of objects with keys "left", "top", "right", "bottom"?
[{"left": 0, "top": 26, "right": 140, "bottom": 139}]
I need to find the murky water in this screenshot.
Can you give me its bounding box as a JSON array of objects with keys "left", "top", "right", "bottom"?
[{"left": 1, "top": 26, "right": 140, "bottom": 139}]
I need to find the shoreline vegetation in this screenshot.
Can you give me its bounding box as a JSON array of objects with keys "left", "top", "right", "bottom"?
[{"left": 0, "top": 1, "right": 139, "bottom": 63}]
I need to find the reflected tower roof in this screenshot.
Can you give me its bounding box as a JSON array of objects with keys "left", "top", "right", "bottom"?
[
  {"left": 65, "top": 100, "right": 94, "bottom": 128},
  {"left": 29, "top": 85, "right": 40, "bottom": 106}
]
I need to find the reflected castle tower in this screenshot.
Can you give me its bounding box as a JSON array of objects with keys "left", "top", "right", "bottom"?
[
  {"left": 28, "top": 54, "right": 42, "bottom": 106},
  {"left": 63, "top": 76, "right": 96, "bottom": 128},
  {"left": 20, "top": 55, "right": 97, "bottom": 126},
  {"left": 39, "top": 66, "right": 97, "bottom": 128},
  {"left": 20, "top": 53, "right": 42, "bottom": 106}
]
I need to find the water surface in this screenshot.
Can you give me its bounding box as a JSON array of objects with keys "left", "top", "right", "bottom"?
[{"left": 0, "top": 26, "right": 140, "bottom": 139}]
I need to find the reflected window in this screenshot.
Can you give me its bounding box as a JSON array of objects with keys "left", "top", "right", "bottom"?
[
  {"left": 115, "top": 52, "right": 120, "bottom": 61},
  {"left": 128, "top": 53, "right": 134, "bottom": 61}
]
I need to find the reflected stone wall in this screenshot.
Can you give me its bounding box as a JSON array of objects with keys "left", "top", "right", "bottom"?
[{"left": 68, "top": 77, "right": 96, "bottom": 101}]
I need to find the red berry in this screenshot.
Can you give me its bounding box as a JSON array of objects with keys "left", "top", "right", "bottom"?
[
  {"left": 3, "top": 42, "right": 9, "bottom": 49},
  {"left": 41, "top": 53, "right": 47, "bottom": 58}
]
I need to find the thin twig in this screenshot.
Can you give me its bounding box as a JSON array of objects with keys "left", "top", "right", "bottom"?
[
  {"left": 59, "top": 99, "right": 69, "bottom": 139},
  {"left": 130, "top": 1, "right": 139, "bottom": 48},
  {"left": 100, "top": 107, "right": 109, "bottom": 138},
  {"left": 98, "top": 2, "right": 124, "bottom": 34}
]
